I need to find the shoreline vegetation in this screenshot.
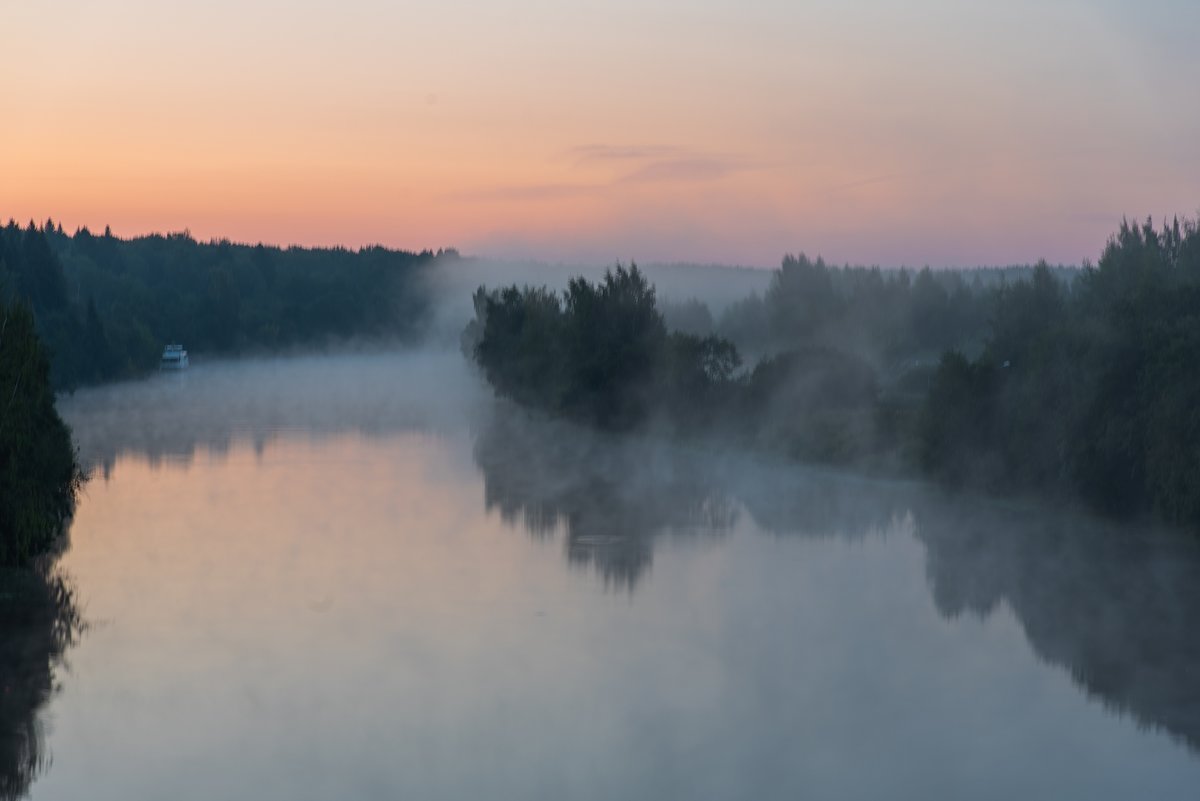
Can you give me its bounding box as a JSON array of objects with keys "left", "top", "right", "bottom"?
[
  {"left": 0, "top": 298, "right": 85, "bottom": 796},
  {"left": 0, "top": 212, "right": 1196, "bottom": 790},
  {"left": 0, "top": 300, "right": 83, "bottom": 567},
  {"left": 4, "top": 213, "right": 1200, "bottom": 533},
  {"left": 0, "top": 220, "right": 446, "bottom": 390},
  {"left": 465, "top": 216, "right": 1200, "bottom": 531}
]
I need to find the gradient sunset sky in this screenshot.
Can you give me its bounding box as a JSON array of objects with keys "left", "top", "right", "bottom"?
[{"left": 5, "top": 0, "right": 1198, "bottom": 267}]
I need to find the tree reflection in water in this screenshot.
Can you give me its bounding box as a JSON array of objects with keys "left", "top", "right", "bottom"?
[
  {"left": 474, "top": 404, "right": 738, "bottom": 590},
  {"left": 474, "top": 402, "right": 1200, "bottom": 753},
  {"left": 56, "top": 360, "right": 1200, "bottom": 760},
  {"left": 0, "top": 565, "right": 82, "bottom": 800},
  {"left": 915, "top": 498, "right": 1200, "bottom": 753}
]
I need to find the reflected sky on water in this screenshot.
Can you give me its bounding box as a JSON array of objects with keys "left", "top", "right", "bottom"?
[{"left": 22, "top": 350, "right": 1200, "bottom": 800}]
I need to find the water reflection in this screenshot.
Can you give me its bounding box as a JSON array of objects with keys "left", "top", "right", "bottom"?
[
  {"left": 60, "top": 349, "right": 483, "bottom": 476},
  {"left": 55, "top": 351, "right": 1200, "bottom": 770},
  {"left": 474, "top": 406, "right": 737, "bottom": 589},
  {"left": 914, "top": 499, "right": 1200, "bottom": 752},
  {"left": 0, "top": 567, "right": 81, "bottom": 800},
  {"left": 472, "top": 403, "right": 1200, "bottom": 753},
  {"left": 474, "top": 401, "right": 925, "bottom": 585}
]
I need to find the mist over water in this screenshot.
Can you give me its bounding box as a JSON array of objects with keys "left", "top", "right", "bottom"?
[
  {"left": 64, "top": 348, "right": 486, "bottom": 476},
  {"left": 23, "top": 349, "right": 1200, "bottom": 799}
]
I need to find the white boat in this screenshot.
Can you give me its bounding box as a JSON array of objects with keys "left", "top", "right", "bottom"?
[{"left": 161, "top": 344, "right": 189, "bottom": 370}]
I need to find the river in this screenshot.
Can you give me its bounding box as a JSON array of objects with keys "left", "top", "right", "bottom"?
[{"left": 17, "top": 350, "right": 1200, "bottom": 799}]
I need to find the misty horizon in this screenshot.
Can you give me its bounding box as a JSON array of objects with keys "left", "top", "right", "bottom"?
[
  {"left": 16, "top": 217, "right": 1122, "bottom": 272},
  {"left": 5, "top": 1, "right": 1199, "bottom": 797}
]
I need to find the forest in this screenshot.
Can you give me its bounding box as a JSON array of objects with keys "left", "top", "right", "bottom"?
[
  {"left": 466, "top": 216, "right": 1200, "bottom": 530},
  {"left": 922, "top": 216, "right": 1200, "bottom": 526},
  {"left": 0, "top": 302, "right": 80, "bottom": 789},
  {"left": 0, "top": 299, "right": 82, "bottom": 566},
  {"left": 6, "top": 213, "right": 1200, "bottom": 532},
  {"left": 0, "top": 220, "right": 444, "bottom": 389},
  {"left": 1, "top": 219, "right": 445, "bottom": 562}
]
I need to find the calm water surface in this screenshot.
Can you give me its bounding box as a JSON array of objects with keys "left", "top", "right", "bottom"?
[{"left": 23, "top": 351, "right": 1200, "bottom": 799}]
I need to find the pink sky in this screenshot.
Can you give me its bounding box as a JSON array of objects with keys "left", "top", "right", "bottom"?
[{"left": 4, "top": 0, "right": 1197, "bottom": 267}]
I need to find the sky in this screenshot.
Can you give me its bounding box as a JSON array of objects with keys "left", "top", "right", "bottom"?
[{"left": 3, "top": 0, "right": 1198, "bottom": 267}]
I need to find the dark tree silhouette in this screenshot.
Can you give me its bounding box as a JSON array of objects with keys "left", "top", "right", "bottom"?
[{"left": 0, "top": 300, "right": 82, "bottom": 565}]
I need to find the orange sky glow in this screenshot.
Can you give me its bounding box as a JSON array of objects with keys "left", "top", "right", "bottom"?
[{"left": 4, "top": 0, "right": 1198, "bottom": 267}]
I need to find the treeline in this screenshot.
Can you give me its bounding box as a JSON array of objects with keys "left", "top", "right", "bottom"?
[
  {"left": 922, "top": 217, "right": 1200, "bottom": 527},
  {"left": 464, "top": 256, "right": 1020, "bottom": 467},
  {"left": 466, "top": 216, "right": 1200, "bottom": 530},
  {"left": 465, "top": 265, "right": 902, "bottom": 465},
  {"left": 664, "top": 256, "right": 1075, "bottom": 367},
  {"left": 0, "top": 220, "right": 444, "bottom": 389},
  {"left": 464, "top": 266, "right": 740, "bottom": 432},
  {"left": 0, "top": 245, "right": 87, "bottom": 800},
  {"left": 0, "top": 299, "right": 83, "bottom": 566}
]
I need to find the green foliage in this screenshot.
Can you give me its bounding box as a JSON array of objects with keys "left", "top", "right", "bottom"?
[
  {"left": 473, "top": 284, "right": 567, "bottom": 412},
  {"left": 470, "top": 264, "right": 741, "bottom": 431},
  {"left": 469, "top": 264, "right": 892, "bottom": 465},
  {"left": 0, "top": 301, "right": 83, "bottom": 566},
  {"left": 718, "top": 254, "right": 1018, "bottom": 366},
  {"left": 470, "top": 215, "right": 1200, "bottom": 532},
  {"left": 767, "top": 253, "right": 838, "bottom": 341},
  {"left": 921, "top": 217, "right": 1200, "bottom": 529},
  {"left": 919, "top": 352, "right": 999, "bottom": 485},
  {"left": 0, "top": 221, "right": 440, "bottom": 390},
  {"left": 561, "top": 266, "right": 667, "bottom": 427},
  {"left": 747, "top": 347, "right": 877, "bottom": 412},
  {"left": 743, "top": 347, "right": 880, "bottom": 464}
]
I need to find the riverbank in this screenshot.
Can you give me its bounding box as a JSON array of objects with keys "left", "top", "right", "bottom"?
[
  {"left": 0, "top": 301, "right": 83, "bottom": 566},
  {"left": 464, "top": 217, "right": 1200, "bottom": 531}
]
